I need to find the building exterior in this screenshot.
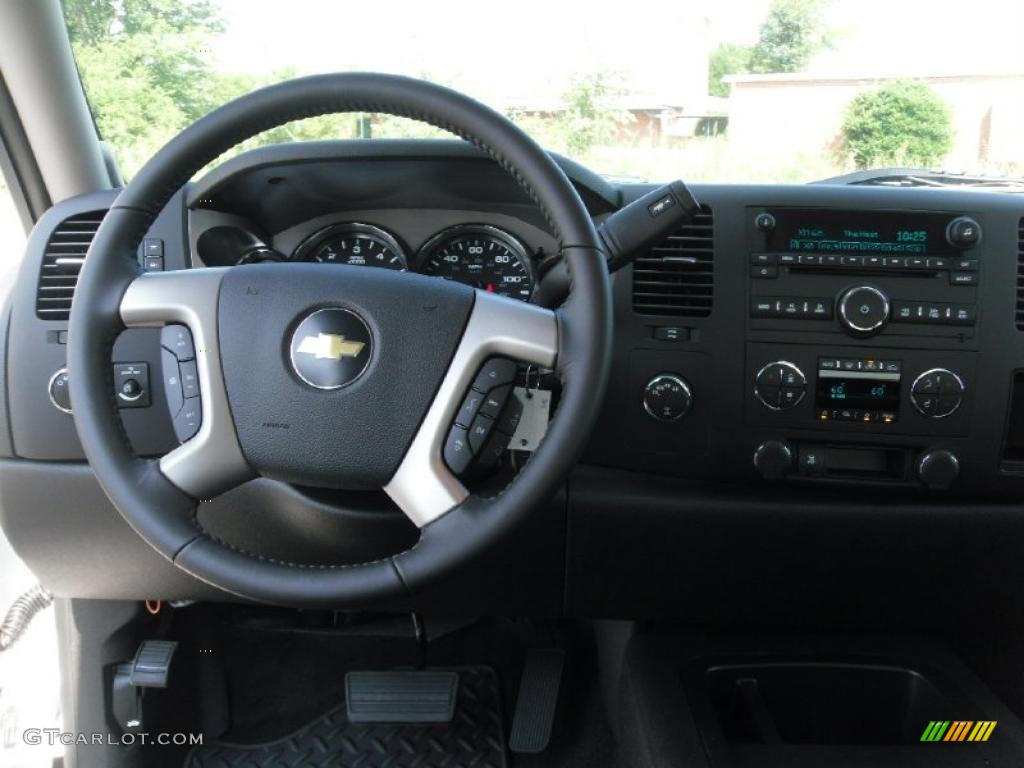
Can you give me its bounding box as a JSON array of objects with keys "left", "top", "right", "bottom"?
[{"left": 725, "top": 72, "right": 1024, "bottom": 170}]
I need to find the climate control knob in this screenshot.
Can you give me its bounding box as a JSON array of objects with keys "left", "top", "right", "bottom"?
[
  {"left": 838, "top": 285, "right": 890, "bottom": 337},
  {"left": 910, "top": 368, "right": 964, "bottom": 418},
  {"left": 755, "top": 362, "right": 806, "bottom": 410},
  {"left": 643, "top": 374, "right": 693, "bottom": 422}
]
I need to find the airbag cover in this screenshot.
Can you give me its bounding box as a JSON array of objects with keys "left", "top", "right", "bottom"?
[{"left": 218, "top": 263, "right": 474, "bottom": 488}]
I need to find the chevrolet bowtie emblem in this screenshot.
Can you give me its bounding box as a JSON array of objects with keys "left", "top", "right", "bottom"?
[{"left": 296, "top": 332, "right": 365, "bottom": 360}]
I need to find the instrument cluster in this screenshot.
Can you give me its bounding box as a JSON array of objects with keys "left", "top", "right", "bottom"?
[{"left": 196, "top": 220, "right": 538, "bottom": 301}]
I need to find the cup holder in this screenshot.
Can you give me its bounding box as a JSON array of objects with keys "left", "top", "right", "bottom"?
[{"left": 707, "top": 662, "right": 955, "bottom": 745}]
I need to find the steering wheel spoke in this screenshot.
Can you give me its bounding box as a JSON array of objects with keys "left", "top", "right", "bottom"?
[
  {"left": 120, "top": 269, "right": 253, "bottom": 498},
  {"left": 384, "top": 291, "right": 557, "bottom": 527}
]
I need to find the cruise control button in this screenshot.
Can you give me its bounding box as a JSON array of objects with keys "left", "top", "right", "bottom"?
[
  {"left": 173, "top": 399, "right": 202, "bottom": 443},
  {"left": 443, "top": 426, "right": 473, "bottom": 474},
  {"left": 179, "top": 359, "right": 199, "bottom": 398},
  {"left": 162, "top": 348, "right": 184, "bottom": 418},
  {"left": 471, "top": 358, "right": 516, "bottom": 393},
  {"left": 468, "top": 414, "right": 495, "bottom": 453},
  {"left": 161, "top": 324, "right": 195, "bottom": 361},
  {"left": 479, "top": 385, "right": 511, "bottom": 419},
  {"left": 496, "top": 393, "right": 524, "bottom": 436},
  {"left": 476, "top": 428, "right": 512, "bottom": 467},
  {"left": 455, "top": 390, "right": 485, "bottom": 428}
]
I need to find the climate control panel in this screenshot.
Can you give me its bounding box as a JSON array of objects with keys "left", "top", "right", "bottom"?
[{"left": 746, "top": 344, "right": 975, "bottom": 439}]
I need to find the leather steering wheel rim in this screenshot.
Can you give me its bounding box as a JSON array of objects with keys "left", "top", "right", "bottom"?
[{"left": 68, "top": 73, "right": 612, "bottom": 608}]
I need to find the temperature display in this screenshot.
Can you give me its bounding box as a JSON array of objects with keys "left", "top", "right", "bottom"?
[{"left": 815, "top": 376, "right": 900, "bottom": 412}]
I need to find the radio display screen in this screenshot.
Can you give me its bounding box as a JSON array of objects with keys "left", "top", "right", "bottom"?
[
  {"left": 815, "top": 375, "right": 901, "bottom": 413},
  {"left": 764, "top": 209, "right": 956, "bottom": 256}
]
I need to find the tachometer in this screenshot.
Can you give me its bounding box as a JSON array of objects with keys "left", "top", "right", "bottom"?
[
  {"left": 295, "top": 223, "right": 407, "bottom": 270},
  {"left": 418, "top": 225, "right": 534, "bottom": 300}
]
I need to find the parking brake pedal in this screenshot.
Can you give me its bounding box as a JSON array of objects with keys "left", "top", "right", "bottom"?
[
  {"left": 345, "top": 670, "right": 459, "bottom": 724},
  {"left": 509, "top": 648, "right": 565, "bottom": 753},
  {"left": 112, "top": 639, "right": 178, "bottom": 731}
]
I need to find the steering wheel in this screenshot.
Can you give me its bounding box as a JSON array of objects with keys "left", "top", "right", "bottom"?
[{"left": 68, "top": 73, "right": 612, "bottom": 607}]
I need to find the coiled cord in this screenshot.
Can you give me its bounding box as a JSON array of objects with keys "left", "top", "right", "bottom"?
[{"left": 0, "top": 584, "right": 53, "bottom": 652}]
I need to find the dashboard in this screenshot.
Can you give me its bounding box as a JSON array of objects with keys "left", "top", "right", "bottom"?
[{"left": 5, "top": 139, "right": 1024, "bottom": 615}]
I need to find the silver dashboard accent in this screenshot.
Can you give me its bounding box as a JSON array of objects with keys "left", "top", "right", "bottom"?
[
  {"left": 838, "top": 285, "right": 890, "bottom": 334},
  {"left": 120, "top": 269, "right": 252, "bottom": 498},
  {"left": 48, "top": 367, "right": 72, "bottom": 414},
  {"left": 642, "top": 373, "right": 693, "bottom": 422},
  {"left": 383, "top": 291, "right": 557, "bottom": 527},
  {"left": 910, "top": 367, "right": 965, "bottom": 419},
  {"left": 754, "top": 361, "right": 806, "bottom": 411}
]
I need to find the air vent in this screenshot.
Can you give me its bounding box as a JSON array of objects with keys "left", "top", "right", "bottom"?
[
  {"left": 35, "top": 210, "right": 106, "bottom": 321},
  {"left": 1017, "top": 217, "right": 1024, "bottom": 330},
  {"left": 632, "top": 206, "right": 713, "bottom": 317}
]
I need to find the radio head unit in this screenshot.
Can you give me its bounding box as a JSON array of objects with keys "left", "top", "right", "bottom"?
[{"left": 762, "top": 209, "right": 964, "bottom": 256}]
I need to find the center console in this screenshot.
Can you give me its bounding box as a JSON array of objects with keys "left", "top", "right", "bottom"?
[{"left": 743, "top": 207, "right": 981, "bottom": 488}]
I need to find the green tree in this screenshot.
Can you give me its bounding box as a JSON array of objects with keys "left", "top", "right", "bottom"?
[
  {"left": 842, "top": 80, "right": 953, "bottom": 169},
  {"left": 749, "top": 0, "right": 831, "bottom": 74},
  {"left": 509, "top": 73, "right": 632, "bottom": 160},
  {"left": 63, "top": 0, "right": 231, "bottom": 174},
  {"left": 708, "top": 42, "right": 752, "bottom": 97}
]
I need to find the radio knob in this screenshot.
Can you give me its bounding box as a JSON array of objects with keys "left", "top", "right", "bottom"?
[
  {"left": 916, "top": 449, "right": 960, "bottom": 490},
  {"left": 910, "top": 368, "right": 964, "bottom": 418},
  {"left": 643, "top": 373, "right": 693, "bottom": 422},
  {"left": 838, "top": 285, "right": 890, "bottom": 337},
  {"left": 946, "top": 216, "right": 981, "bottom": 250},
  {"left": 754, "top": 440, "right": 793, "bottom": 480}
]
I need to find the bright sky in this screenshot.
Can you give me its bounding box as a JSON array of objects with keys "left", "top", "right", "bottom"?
[{"left": 213, "top": 0, "right": 1024, "bottom": 96}]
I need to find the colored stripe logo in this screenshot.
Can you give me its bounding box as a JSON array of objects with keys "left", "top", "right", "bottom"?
[{"left": 920, "top": 720, "right": 997, "bottom": 742}]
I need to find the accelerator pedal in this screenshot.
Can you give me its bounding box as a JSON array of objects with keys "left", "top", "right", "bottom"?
[
  {"left": 509, "top": 648, "right": 565, "bottom": 753},
  {"left": 345, "top": 669, "right": 459, "bottom": 724}
]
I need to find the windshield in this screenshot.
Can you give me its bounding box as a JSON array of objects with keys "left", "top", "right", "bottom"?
[{"left": 63, "top": 0, "right": 1024, "bottom": 183}]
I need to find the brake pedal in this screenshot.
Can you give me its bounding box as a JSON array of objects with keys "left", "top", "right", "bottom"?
[
  {"left": 345, "top": 670, "right": 459, "bottom": 724},
  {"left": 509, "top": 648, "right": 565, "bottom": 753}
]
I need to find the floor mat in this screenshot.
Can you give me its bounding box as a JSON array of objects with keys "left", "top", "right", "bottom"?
[{"left": 185, "top": 666, "right": 506, "bottom": 768}]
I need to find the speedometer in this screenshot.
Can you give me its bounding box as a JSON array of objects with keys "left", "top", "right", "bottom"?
[
  {"left": 294, "top": 223, "right": 407, "bottom": 270},
  {"left": 418, "top": 225, "right": 534, "bottom": 301}
]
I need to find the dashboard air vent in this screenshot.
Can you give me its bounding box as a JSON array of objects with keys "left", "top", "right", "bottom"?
[
  {"left": 35, "top": 210, "right": 106, "bottom": 321},
  {"left": 632, "top": 205, "right": 714, "bottom": 317},
  {"left": 1018, "top": 217, "right": 1024, "bottom": 330}
]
